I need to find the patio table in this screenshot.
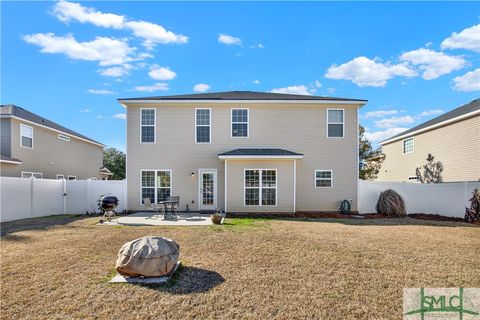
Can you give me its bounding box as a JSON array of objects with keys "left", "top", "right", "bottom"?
[{"left": 158, "top": 200, "right": 178, "bottom": 219}]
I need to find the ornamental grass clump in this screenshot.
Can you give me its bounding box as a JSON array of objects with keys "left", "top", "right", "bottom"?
[{"left": 376, "top": 189, "right": 406, "bottom": 217}]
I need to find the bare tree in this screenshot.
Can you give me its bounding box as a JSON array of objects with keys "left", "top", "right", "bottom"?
[{"left": 415, "top": 153, "right": 444, "bottom": 183}]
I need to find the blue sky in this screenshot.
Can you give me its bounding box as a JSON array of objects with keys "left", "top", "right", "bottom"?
[{"left": 2, "top": 1, "right": 479, "bottom": 151}]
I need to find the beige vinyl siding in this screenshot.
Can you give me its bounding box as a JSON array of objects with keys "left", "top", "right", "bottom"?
[
  {"left": 126, "top": 103, "right": 359, "bottom": 212},
  {"left": 226, "top": 159, "right": 294, "bottom": 213},
  {"left": 1, "top": 118, "right": 104, "bottom": 179},
  {"left": 377, "top": 115, "right": 480, "bottom": 182}
]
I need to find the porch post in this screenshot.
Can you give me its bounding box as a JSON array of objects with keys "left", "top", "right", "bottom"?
[
  {"left": 224, "top": 159, "right": 228, "bottom": 213},
  {"left": 293, "top": 159, "right": 296, "bottom": 213}
]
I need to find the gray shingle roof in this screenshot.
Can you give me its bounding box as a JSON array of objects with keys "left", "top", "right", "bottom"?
[
  {"left": 0, "top": 154, "right": 22, "bottom": 163},
  {"left": 382, "top": 98, "right": 480, "bottom": 144},
  {"left": 0, "top": 105, "right": 103, "bottom": 146},
  {"left": 219, "top": 148, "right": 303, "bottom": 156},
  {"left": 119, "top": 91, "right": 367, "bottom": 102}
]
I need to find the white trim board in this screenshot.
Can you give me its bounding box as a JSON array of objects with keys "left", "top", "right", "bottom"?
[
  {"left": 219, "top": 155, "right": 303, "bottom": 159},
  {"left": 119, "top": 99, "right": 366, "bottom": 106}
]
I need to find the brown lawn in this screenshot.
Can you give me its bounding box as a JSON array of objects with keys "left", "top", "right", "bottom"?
[{"left": 1, "top": 215, "right": 479, "bottom": 319}]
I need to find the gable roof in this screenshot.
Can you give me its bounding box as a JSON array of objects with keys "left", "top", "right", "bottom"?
[
  {"left": 118, "top": 91, "right": 367, "bottom": 103},
  {"left": 380, "top": 98, "right": 480, "bottom": 145},
  {"left": 218, "top": 148, "right": 304, "bottom": 159},
  {"left": 0, "top": 105, "right": 104, "bottom": 146}
]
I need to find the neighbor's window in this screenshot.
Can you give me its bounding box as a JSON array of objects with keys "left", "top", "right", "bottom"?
[
  {"left": 20, "top": 124, "right": 33, "bottom": 148},
  {"left": 231, "top": 109, "right": 248, "bottom": 137},
  {"left": 141, "top": 109, "right": 155, "bottom": 143},
  {"left": 141, "top": 170, "right": 172, "bottom": 204},
  {"left": 315, "top": 170, "right": 332, "bottom": 188},
  {"left": 58, "top": 134, "right": 70, "bottom": 142},
  {"left": 21, "top": 171, "right": 42, "bottom": 179},
  {"left": 403, "top": 137, "right": 414, "bottom": 154},
  {"left": 195, "top": 108, "right": 211, "bottom": 143},
  {"left": 245, "top": 169, "right": 276, "bottom": 206},
  {"left": 327, "top": 109, "right": 344, "bottom": 138},
  {"left": 56, "top": 174, "right": 64, "bottom": 180},
  {"left": 68, "top": 176, "right": 77, "bottom": 180}
]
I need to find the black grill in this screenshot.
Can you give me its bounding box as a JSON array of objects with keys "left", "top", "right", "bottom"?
[{"left": 101, "top": 196, "right": 118, "bottom": 212}]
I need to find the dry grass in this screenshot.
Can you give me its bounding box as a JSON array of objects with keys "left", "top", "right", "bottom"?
[{"left": 1, "top": 215, "right": 479, "bottom": 319}]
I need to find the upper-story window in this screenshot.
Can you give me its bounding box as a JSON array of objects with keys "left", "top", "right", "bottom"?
[
  {"left": 141, "top": 109, "right": 155, "bottom": 143},
  {"left": 403, "top": 137, "right": 414, "bottom": 154},
  {"left": 327, "top": 109, "right": 344, "bottom": 138},
  {"left": 58, "top": 134, "right": 70, "bottom": 142},
  {"left": 195, "top": 108, "right": 211, "bottom": 143},
  {"left": 20, "top": 124, "right": 33, "bottom": 148},
  {"left": 231, "top": 108, "right": 249, "bottom": 137}
]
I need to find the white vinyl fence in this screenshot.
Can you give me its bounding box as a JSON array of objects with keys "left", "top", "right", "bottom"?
[
  {"left": 0, "top": 177, "right": 127, "bottom": 222},
  {"left": 359, "top": 180, "right": 480, "bottom": 218}
]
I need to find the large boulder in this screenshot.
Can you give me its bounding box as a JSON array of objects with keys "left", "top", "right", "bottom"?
[{"left": 115, "top": 236, "right": 180, "bottom": 277}]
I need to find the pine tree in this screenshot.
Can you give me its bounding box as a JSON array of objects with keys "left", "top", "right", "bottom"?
[{"left": 415, "top": 153, "right": 444, "bottom": 183}]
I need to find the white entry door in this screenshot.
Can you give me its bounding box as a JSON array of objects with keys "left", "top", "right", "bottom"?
[{"left": 199, "top": 169, "right": 217, "bottom": 211}]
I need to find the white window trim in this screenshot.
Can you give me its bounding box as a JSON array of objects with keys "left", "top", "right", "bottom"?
[
  {"left": 56, "top": 174, "right": 65, "bottom": 180},
  {"left": 21, "top": 171, "right": 42, "bottom": 179},
  {"left": 243, "top": 169, "right": 277, "bottom": 207},
  {"left": 326, "top": 108, "right": 345, "bottom": 138},
  {"left": 402, "top": 137, "right": 414, "bottom": 154},
  {"left": 140, "top": 108, "right": 156, "bottom": 144},
  {"left": 195, "top": 108, "right": 211, "bottom": 144},
  {"left": 20, "top": 124, "right": 33, "bottom": 149},
  {"left": 58, "top": 134, "right": 70, "bottom": 142},
  {"left": 314, "top": 170, "right": 333, "bottom": 188},
  {"left": 231, "top": 108, "right": 249, "bottom": 138},
  {"left": 68, "top": 175, "right": 77, "bottom": 180},
  {"left": 139, "top": 169, "right": 173, "bottom": 204}
]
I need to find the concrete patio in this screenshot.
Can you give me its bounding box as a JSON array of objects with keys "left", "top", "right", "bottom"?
[{"left": 100, "top": 211, "right": 213, "bottom": 226}]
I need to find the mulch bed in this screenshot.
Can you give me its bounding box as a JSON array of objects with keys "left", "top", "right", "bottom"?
[{"left": 407, "top": 213, "right": 473, "bottom": 223}]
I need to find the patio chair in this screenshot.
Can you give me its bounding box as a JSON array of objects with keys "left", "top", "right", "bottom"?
[
  {"left": 164, "top": 196, "right": 180, "bottom": 220},
  {"left": 143, "top": 198, "right": 163, "bottom": 219}
]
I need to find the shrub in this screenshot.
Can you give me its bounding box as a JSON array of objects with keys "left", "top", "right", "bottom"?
[{"left": 376, "top": 189, "right": 406, "bottom": 217}]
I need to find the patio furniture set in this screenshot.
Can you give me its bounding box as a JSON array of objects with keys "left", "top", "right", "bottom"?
[{"left": 143, "top": 196, "right": 180, "bottom": 220}]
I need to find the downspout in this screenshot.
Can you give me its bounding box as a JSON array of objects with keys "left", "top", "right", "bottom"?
[
  {"left": 224, "top": 159, "right": 228, "bottom": 213},
  {"left": 293, "top": 159, "right": 297, "bottom": 213}
]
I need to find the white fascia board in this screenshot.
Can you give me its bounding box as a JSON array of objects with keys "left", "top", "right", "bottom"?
[
  {"left": 119, "top": 99, "right": 366, "bottom": 107},
  {"left": 218, "top": 155, "right": 304, "bottom": 159},
  {"left": 0, "top": 159, "right": 22, "bottom": 164},
  {"left": 380, "top": 109, "right": 480, "bottom": 145},
  {"left": 1, "top": 115, "right": 105, "bottom": 147}
]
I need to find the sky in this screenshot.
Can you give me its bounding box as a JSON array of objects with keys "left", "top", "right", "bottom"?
[{"left": 1, "top": 1, "right": 479, "bottom": 151}]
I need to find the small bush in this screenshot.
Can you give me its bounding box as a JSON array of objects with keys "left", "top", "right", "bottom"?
[{"left": 376, "top": 189, "right": 406, "bottom": 217}]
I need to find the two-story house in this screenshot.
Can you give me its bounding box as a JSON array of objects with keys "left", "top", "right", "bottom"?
[
  {"left": 377, "top": 98, "right": 480, "bottom": 182},
  {"left": 0, "top": 105, "right": 111, "bottom": 180},
  {"left": 119, "top": 91, "right": 367, "bottom": 214}
]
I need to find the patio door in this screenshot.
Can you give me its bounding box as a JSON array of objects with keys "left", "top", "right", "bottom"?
[{"left": 199, "top": 169, "right": 217, "bottom": 211}]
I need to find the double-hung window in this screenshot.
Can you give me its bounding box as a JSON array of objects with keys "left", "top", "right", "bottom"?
[
  {"left": 20, "top": 124, "right": 33, "bottom": 148},
  {"left": 195, "top": 108, "right": 211, "bottom": 143},
  {"left": 21, "top": 171, "right": 42, "bottom": 179},
  {"left": 140, "top": 109, "right": 155, "bottom": 143},
  {"left": 141, "top": 170, "right": 172, "bottom": 204},
  {"left": 231, "top": 109, "right": 249, "bottom": 137},
  {"left": 403, "top": 137, "right": 414, "bottom": 154},
  {"left": 244, "top": 169, "right": 276, "bottom": 206},
  {"left": 315, "top": 170, "right": 333, "bottom": 188},
  {"left": 327, "top": 109, "right": 344, "bottom": 138}
]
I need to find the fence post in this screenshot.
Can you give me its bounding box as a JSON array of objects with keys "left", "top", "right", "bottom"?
[
  {"left": 30, "top": 177, "right": 34, "bottom": 217},
  {"left": 123, "top": 179, "right": 128, "bottom": 212},
  {"left": 63, "top": 179, "right": 67, "bottom": 214},
  {"left": 464, "top": 181, "right": 468, "bottom": 210},
  {"left": 86, "top": 179, "right": 91, "bottom": 214}
]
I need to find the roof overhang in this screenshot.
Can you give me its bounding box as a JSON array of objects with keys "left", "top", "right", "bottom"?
[
  {"left": 0, "top": 115, "right": 105, "bottom": 148},
  {"left": 380, "top": 109, "right": 480, "bottom": 145},
  {"left": 118, "top": 99, "right": 367, "bottom": 108},
  {"left": 218, "top": 155, "right": 304, "bottom": 160},
  {"left": 0, "top": 159, "right": 22, "bottom": 165}
]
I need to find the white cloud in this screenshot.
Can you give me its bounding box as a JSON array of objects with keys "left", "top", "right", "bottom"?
[
  {"left": 23, "top": 33, "right": 135, "bottom": 66},
  {"left": 193, "top": 83, "right": 211, "bottom": 92},
  {"left": 96, "top": 115, "right": 104, "bottom": 119},
  {"left": 326, "top": 87, "right": 336, "bottom": 94},
  {"left": 374, "top": 115, "right": 415, "bottom": 129},
  {"left": 133, "top": 83, "right": 169, "bottom": 92},
  {"left": 99, "top": 64, "right": 132, "bottom": 77},
  {"left": 271, "top": 85, "right": 313, "bottom": 95},
  {"left": 419, "top": 109, "right": 444, "bottom": 117},
  {"left": 441, "top": 24, "right": 480, "bottom": 52},
  {"left": 148, "top": 65, "right": 176, "bottom": 81},
  {"left": 362, "top": 110, "right": 398, "bottom": 119},
  {"left": 87, "top": 89, "right": 116, "bottom": 95},
  {"left": 218, "top": 34, "right": 241, "bottom": 45},
  {"left": 250, "top": 43, "right": 264, "bottom": 49},
  {"left": 53, "top": 0, "right": 125, "bottom": 28},
  {"left": 364, "top": 127, "right": 408, "bottom": 143},
  {"left": 112, "top": 113, "right": 126, "bottom": 120},
  {"left": 253, "top": 80, "right": 260, "bottom": 84},
  {"left": 325, "top": 56, "right": 416, "bottom": 87},
  {"left": 452, "top": 68, "right": 480, "bottom": 92},
  {"left": 314, "top": 80, "right": 322, "bottom": 88},
  {"left": 52, "top": 1, "right": 188, "bottom": 48},
  {"left": 79, "top": 108, "right": 91, "bottom": 113},
  {"left": 400, "top": 48, "right": 466, "bottom": 80}
]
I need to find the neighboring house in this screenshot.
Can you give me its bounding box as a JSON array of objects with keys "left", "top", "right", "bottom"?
[
  {"left": 118, "top": 91, "right": 367, "bottom": 213},
  {"left": 0, "top": 105, "right": 111, "bottom": 180},
  {"left": 377, "top": 98, "right": 480, "bottom": 182}
]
